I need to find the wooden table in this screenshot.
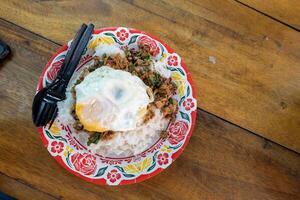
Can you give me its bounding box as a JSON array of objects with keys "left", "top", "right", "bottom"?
[{"left": 0, "top": 0, "right": 299, "bottom": 199}]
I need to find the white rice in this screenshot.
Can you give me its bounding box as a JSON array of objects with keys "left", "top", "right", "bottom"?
[
  {"left": 94, "top": 44, "right": 125, "bottom": 58},
  {"left": 89, "top": 109, "right": 168, "bottom": 157}
]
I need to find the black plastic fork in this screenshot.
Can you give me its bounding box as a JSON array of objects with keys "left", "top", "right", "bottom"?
[{"left": 32, "top": 23, "right": 94, "bottom": 128}]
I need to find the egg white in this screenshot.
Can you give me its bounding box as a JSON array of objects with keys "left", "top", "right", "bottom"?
[{"left": 75, "top": 66, "right": 152, "bottom": 132}]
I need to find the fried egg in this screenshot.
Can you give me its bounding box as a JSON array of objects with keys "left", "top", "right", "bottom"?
[{"left": 75, "top": 66, "right": 152, "bottom": 132}]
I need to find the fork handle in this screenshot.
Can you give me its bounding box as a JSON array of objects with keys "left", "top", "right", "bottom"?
[
  {"left": 62, "top": 24, "right": 94, "bottom": 82},
  {"left": 56, "top": 24, "right": 87, "bottom": 80}
]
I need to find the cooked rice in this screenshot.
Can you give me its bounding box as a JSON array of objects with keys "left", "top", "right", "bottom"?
[{"left": 57, "top": 44, "right": 177, "bottom": 157}]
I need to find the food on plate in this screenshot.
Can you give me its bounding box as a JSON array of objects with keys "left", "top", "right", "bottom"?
[{"left": 57, "top": 40, "right": 178, "bottom": 157}]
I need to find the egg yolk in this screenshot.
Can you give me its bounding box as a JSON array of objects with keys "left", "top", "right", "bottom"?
[{"left": 75, "top": 102, "right": 108, "bottom": 132}]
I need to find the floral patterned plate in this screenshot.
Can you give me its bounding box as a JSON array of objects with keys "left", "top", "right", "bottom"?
[{"left": 36, "top": 27, "right": 197, "bottom": 185}]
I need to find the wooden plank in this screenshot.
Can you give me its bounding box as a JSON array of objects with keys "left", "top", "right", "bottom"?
[
  {"left": 0, "top": 173, "right": 58, "bottom": 200},
  {"left": 0, "top": 19, "right": 299, "bottom": 200},
  {"left": 0, "top": 0, "right": 299, "bottom": 152},
  {"left": 237, "top": 0, "right": 300, "bottom": 30}
]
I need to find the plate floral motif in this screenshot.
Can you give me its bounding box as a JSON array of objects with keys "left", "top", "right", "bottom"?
[{"left": 36, "top": 27, "right": 197, "bottom": 185}]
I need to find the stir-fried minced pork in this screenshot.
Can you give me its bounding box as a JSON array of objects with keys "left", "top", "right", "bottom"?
[{"left": 71, "top": 44, "right": 177, "bottom": 145}]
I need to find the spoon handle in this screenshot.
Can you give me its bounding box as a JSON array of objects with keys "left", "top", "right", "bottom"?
[
  {"left": 63, "top": 24, "right": 94, "bottom": 82},
  {"left": 56, "top": 24, "right": 87, "bottom": 80}
]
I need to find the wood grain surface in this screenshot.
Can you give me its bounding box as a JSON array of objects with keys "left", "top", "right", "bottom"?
[
  {"left": 238, "top": 0, "right": 300, "bottom": 30},
  {"left": 0, "top": 173, "right": 57, "bottom": 200},
  {"left": 0, "top": 0, "right": 300, "bottom": 152},
  {"left": 0, "top": 18, "right": 299, "bottom": 200}
]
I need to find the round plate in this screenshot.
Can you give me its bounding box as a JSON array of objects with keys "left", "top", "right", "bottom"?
[{"left": 36, "top": 27, "right": 197, "bottom": 185}]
